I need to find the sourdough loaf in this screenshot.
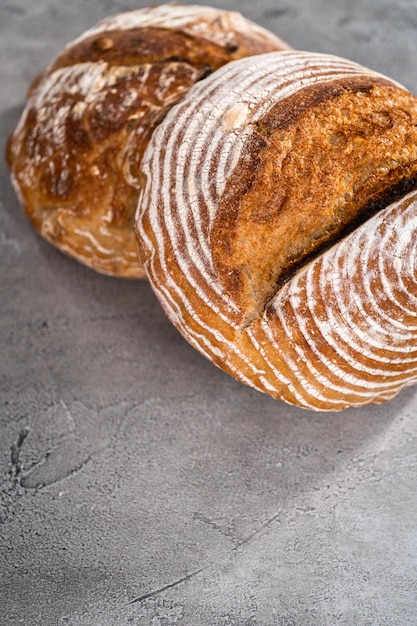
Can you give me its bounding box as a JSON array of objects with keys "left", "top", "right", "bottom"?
[
  {"left": 135, "top": 50, "right": 417, "bottom": 411},
  {"left": 6, "top": 4, "right": 288, "bottom": 278}
]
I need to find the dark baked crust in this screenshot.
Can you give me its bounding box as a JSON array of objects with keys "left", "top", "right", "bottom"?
[{"left": 6, "top": 6, "right": 287, "bottom": 278}]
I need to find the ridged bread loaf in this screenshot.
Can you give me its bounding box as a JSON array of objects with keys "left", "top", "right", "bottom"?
[
  {"left": 6, "top": 4, "right": 288, "bottom": 278},
  {"left": 135, "top": 50, "right": 417, "bottom": 411}
]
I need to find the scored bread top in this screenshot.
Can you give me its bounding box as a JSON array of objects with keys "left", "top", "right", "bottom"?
[
  {"left": 136, "top": 50, "right": 417, "bottom": 410},
  {"left": 6, "top": 4, "right": 287, "bottom": 278},
  {"left": 212, "top": 75, "right": 417, "bottom": 323}
]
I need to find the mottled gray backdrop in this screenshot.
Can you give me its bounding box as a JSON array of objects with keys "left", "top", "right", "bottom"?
[{"left": 1, "top": 1, "right": 417, "bottom": 624}]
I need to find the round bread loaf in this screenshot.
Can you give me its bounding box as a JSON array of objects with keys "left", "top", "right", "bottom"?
[
  {"left": 6, "top": 4, "right": 288, "bottom": 278},
  {"left": 135, "top": 50, "right": 417, "bottom": 411}
]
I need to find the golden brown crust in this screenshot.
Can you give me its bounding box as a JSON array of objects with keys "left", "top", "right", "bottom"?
[
  {"left": 211, "top": 77, "right": 417, "bottom": 319},
  {"left": 6, "top": 6, "right": 287, "bottom": 278},
  {"left": 135, "top": 50, "right": 417, "bottom": 410}
]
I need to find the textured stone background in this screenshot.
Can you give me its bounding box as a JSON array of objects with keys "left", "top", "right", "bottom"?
[{"left": 1, "top": 1, "right": 417, "bottom": 624}]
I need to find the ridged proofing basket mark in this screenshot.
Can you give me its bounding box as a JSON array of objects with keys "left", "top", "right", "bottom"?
[{"left": 135, "top": 50, "right": 417, "bottom": 411}]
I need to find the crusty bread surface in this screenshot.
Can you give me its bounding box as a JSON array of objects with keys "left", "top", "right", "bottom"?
[
  {"left": 6, "top": 4, "right": 288, "bottom": 278},
  {"left": 136, "top": 50, "right": 417, "bottom": 410}
]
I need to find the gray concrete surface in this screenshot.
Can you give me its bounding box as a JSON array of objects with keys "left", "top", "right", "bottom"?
[{"left": 1, "top": 1, "right": 417, "bottom": 624}]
